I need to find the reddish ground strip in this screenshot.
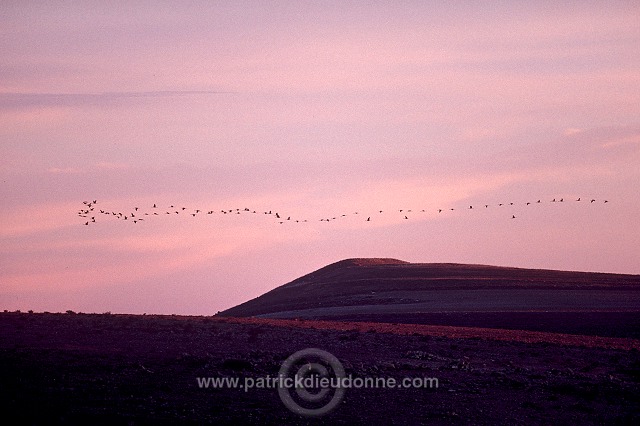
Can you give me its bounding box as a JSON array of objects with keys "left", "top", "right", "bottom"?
[{"left": 216, "top": 316, "right": 640, "bottom": 351}]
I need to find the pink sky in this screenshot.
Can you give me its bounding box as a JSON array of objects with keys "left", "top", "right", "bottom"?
[{"left": 1, "top": 2, "right": 639, "bottom": 314}]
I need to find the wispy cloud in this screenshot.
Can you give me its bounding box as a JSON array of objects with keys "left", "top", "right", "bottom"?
[
  {"left": 601, "top": 133, "right": 640, "bottom": 149},
  {"left": 0, "top": 90, "right": 233, "bottom": 110},
  {"left": 47, "top": 167, "right": 83, "bottom": 174}
]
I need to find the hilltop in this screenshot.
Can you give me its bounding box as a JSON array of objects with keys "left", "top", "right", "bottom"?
[{"left": 220, "top": 259, "right": 640, "bottom": 338}]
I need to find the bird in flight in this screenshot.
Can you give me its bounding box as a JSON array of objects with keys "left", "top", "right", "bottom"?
[{"left": 80, "top": 194, "right": 608, "bottom": 227}]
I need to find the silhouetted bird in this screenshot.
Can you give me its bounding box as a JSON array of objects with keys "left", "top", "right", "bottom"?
[
  {"left": 367, "top": 217, "right": 370, "bottom": 221},
  {"left": 512, "top": 215, "right": 516, "bottom": 219},
  {"left": 153, "top": 204, "right": 156, "bottom": 208}
]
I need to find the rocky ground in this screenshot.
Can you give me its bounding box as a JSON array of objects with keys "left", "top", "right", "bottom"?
[{"left": 1, "top": 312, "right": 639, "bottom": 424}]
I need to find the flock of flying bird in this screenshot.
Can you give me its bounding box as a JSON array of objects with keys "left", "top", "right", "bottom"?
[{"left": 77, "top": 197, "right": 609, "bottom": 227}]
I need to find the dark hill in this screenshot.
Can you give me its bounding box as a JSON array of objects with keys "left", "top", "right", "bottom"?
[{"left": 219, "top": 259, "right": 640, "bottom": 337}]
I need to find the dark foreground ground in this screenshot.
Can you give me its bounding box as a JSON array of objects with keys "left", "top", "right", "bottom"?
[{"left": 1, "top": 312, "right": 639, "bottom": 425}]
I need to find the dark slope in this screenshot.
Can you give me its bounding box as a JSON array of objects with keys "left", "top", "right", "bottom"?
[{"left": 219, "top": 259, "right": 640, "bottom": 337}]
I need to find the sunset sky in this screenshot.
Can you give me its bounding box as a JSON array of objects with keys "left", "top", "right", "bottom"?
[{"left": 2, "top": 1, "right": 639, "bottom": 314}]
